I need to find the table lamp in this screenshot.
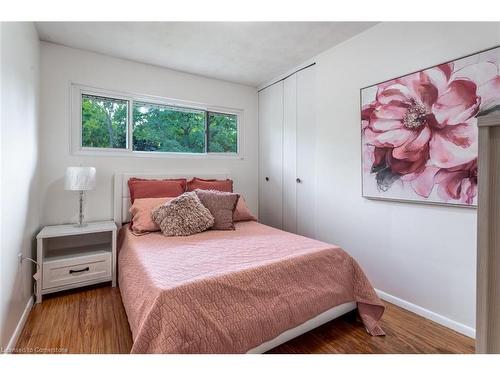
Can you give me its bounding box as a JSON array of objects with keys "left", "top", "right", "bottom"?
[{"left": 64, "top": 166, "right": 96, "bottom": 227}]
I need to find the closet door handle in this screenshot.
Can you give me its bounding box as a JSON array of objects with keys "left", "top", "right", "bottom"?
[
  {"left": 265, "top": 177, "right": 270, "bottom": 182},
  {"left": 296, "top": 178, "right": 302, "bottom": 183}
]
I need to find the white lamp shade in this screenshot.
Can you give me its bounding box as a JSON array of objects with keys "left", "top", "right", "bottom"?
[{"left": 64, "top": 167, "right": 96, "bottom": 191}]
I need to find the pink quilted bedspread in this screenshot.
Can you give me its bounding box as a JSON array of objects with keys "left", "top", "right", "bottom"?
[{"left": 118, "top": 221, "right": 384, "bottom": 353}]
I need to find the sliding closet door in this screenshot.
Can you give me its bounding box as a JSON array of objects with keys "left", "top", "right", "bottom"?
[
  {"left": 283, "top": 74, "right": 297, "bottom": 233},
  {"left": 258, "top": 82, "right": 284, "bottom": 229},
  {"left": 295, "top": 65, "right": 316, "bottom": 238}
]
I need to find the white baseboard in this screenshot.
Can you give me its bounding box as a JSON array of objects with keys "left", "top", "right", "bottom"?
[
  {"left": 375, "top": 289, "right": 475, "bottom": 339},
  {"left": 4, "top": 295, "right": 34, "bottom": 353}
]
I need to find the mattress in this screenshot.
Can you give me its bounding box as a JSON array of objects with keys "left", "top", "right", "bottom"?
[{"left": 118, "top": 221, "right": 384, "bottom": 353}]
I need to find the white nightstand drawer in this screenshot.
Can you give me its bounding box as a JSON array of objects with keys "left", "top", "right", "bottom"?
[{"left": 42, "top": 251, "right": 111, "bottom": 290}]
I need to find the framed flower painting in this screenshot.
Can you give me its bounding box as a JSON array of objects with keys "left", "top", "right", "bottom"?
[{"left": 361, "top": 46, "right": 499, "bottom": 207}]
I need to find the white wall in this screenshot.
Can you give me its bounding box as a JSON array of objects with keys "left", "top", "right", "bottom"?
[
  {"left": 312, "top": 22, "right": 500, "bottom": 335},
  {"left": 39, "top": 42, "right": 258, "bottom": 226},
  {"left": 0, "top": 22, "right": 40, "bottom": 349}
]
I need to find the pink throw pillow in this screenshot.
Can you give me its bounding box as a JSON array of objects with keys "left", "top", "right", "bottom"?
[
  {"left": 129, "top": 197, "right": 174, "bottom": 234},
  {"left": 187, "top": 177, "right": 233, "bottom": 193},
  {"left": 194, "top": 189, "right": 239, "bottom": 230},
  {"left": 128, "top": 178, "right": 186, "bottom": 203},
  {"left": 233, "top": 197, "right": 257, "bottom": 222}
]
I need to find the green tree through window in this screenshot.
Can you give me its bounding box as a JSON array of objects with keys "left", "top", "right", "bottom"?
[
  {"left": 82, "top": 95, "right": 127, "bottom": 148},
  {"left": 208, "top": 112, "right": 237, "bottom": 153},
  {"left": 81, "top": 93, "right": 238, "bottom": 154},
  {"left": 133, "top": 102, "right": 205, "bottom": 153}
]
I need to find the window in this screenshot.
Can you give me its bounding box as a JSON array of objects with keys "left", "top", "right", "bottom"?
[
  {"left": 207, "top": 112, "right": 238, "bottom": 153},
  {"left": 82, "top": 94, "right": 127, "bottom": 149},
  {"left": 73, "top": 85, "right": 242, "bottom": 157},
  {"left": 133, "top": 101, "right": 206, "bottom": 153}
]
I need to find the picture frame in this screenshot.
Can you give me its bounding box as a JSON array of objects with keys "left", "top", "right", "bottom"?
[{"left": 361, "top": 45, "right": 500, "bottom": 207}]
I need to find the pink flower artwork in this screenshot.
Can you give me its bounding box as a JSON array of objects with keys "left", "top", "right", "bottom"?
[{"left": 361, "top": 46, "right": 499, "bottom": 206}]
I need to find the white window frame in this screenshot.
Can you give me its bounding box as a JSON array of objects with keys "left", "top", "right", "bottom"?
[{"left": 70, "top": 83, "right": 244, "bottom": 159}]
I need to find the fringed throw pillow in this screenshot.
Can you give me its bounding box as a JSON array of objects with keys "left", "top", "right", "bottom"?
[{"left": 152, "top": 192, "right": 214, "bottom": 236}]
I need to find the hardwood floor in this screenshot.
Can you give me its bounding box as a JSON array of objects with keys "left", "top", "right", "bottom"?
[
  {"left": 16, "top": 284, "right": 132, "bottom": 354},
  {"left": 15, "top": 284, "right": 474, "bottom": 354}
]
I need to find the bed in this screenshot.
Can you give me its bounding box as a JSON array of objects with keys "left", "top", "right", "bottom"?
[{"left": 114, "top": 172, "right": 385, "bottom": 354}]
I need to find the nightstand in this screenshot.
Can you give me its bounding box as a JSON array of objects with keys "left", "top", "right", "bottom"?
[{"left": 36, "top": 221, "right": 117, "bottom": 303}]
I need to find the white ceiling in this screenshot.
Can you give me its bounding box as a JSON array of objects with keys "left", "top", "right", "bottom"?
[{"left": 35, "top": 22, "right": 376, "bottom": 87}]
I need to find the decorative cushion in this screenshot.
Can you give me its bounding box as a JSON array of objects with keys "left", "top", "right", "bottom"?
[
  {"left": 187, "top": 177, "right": 233, "bottom": 192},
  {"left": 194, "top": 189, "right": 239, "bottom": 230},
  {"left": 129, "top": 197, "right": 173, "bottom": 234},
  {"left": 152, "top": 192, "right": 214, "bottom": 236},
  {"left": 128, "top": 178, "right": 186, "bottom": 203},
  {"left": 233, "top": 196, "right": 257, "bottom": 222}
]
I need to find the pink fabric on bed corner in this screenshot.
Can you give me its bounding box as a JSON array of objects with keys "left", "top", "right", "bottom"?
[{"left": 118, "top": 221, "right": 384, "bottom": 353}]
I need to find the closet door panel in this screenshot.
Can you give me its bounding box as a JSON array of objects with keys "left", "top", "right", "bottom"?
[
  {"left": 283, "top": 74, "right": 297, "bottom": 233},
  {"left": 296, "top": 65, "right": 316, "bottom": 238},
  {"left": 258, "top": 82, "right": 284, "bottom": 229}
]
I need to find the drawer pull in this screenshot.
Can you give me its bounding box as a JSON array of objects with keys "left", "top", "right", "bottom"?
[{"left": 69, "top": 267, "right": 90, "bottom": 274}]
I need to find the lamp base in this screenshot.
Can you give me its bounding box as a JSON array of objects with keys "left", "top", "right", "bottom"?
[{"left": 75, "top": 190, "right": 87, "bottom": 228}]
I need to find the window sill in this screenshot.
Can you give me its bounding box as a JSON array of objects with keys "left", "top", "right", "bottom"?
[{"left": 72, "top": 148, "right": 244, "bottom": 160}]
